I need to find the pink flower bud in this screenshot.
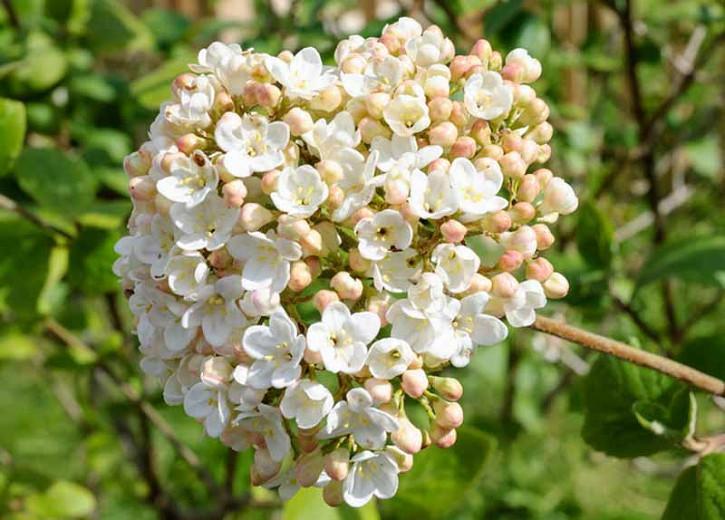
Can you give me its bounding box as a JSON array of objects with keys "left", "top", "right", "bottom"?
[
  {"left": 470, "top": 119, "right": 491, "bottom": 145},
  {"left": 367, "top": 293, "right": 392, "bottom": 326},
  {"left": 260, "top": 169, "right": 280, "bottom": 194},
  {"left": 517, "top": 174, "right": 541, "bottom": 203},
  {"left": 511, "top": 201, "right": 536, "bottom": 223},
  {"left": 526, "top": 257, "right": 554, "bottom": 282},
  {"left": 172, "top": 73, "right": 196, "bottom": 96},
  {"left": 288, "top": 261, "right": 312, "bottom": 292},
  {"left": 123, "top": 150, "right": 151, "bottom": 177},
  {"left": 533, "top": 223, "right": 555, "bottom": 250},
  {"left": 222, "top": 179, "right": 247, "bottom": 207},
  {"left": 330, "top": 272, "right": 363, "bottom": 301},
  {"left": 428, "top": 158, "right": 451, "bottom": 173},
  {"left": 479, "top": 144, "right": 504, "bottom": 161},
  {"left": 364, "top": 378, "right": 393, "bottom": 404},
  {"left": 428, "top": 97, "right": 453, "bottom": 122},
  {"left": 489, "top": 51, "right": 503, "bottom": 70},
  {"left": 536, "top": 144, "right": 551, "bottom": 164},
  {"left": 240, "top": 203, "right": 273, "bottom": 231},
  {"left": 176, "top": 133, "right": 205, "bottom": 155},
  {"left": 313, "top": 290, "right": 339, "bottom": 314},
  {"left": 541, "top": 177, "right": 578, "bottom": 215},
  {"left": 304, "top": 347, "right": 323, "bottom": 365},
  {"left": 309, "top": 85, "right": 342, "bottom": 112},
  {"left": 213, "top": 91, "right": 234, "bottom": 114},
  {"left": 349, "top": 248, "right": 371, "bottom": 273},
  {"left": 527, "top": 122, "right": 553, "bottom": 144},
  {"left": 349, "top": 206, "right": 374, "bottom": 225},
  {"left": 434, "top": 400, "right": 464, "bottom": 429},
  {"left": 298, "top": 427, "right": 320, "bottom": 453},
  {"left": 392, "top": 417, "right": 423, "bottom": 454},
  {"left": 428, "top": 121, "right": 458, "bottom": 147},
  {"left": 323, "top": 480, "right": 344, "bottom": 507},
  {"left": 241, "top": 288, "right": 280, "bottom": 317},
  {"left": 430, "top": 424, "right": 458, "bottom": 448},
  {"left": 463, "top": 273, "right": 492, "bottom": 296},
  {"left": 278, "top": 214, "right": 312, "bottom": 241},
  {"left": 251, "top": 448, "right": 281, "bottom": 485},
  {"left": 502, "top": 132, "right": 523, "bottom": 153},
  {"left": 300, "top": 229, "right": 323, "bottom": 257},
  {"left": 327, "top": 184, "right": 345, "bottom": 208},
  {"left": 499, "top": 151, "right": 527, "bottom": 179},
  {"left": 498, "top": 249, "right": 524, "bottom": 272},
  {"left": 543, "top": 272, "right": 569, "bottom": 299},
  {"left": 317, "top": 160, "right": 344, "bottom": 184},
  {"left": 450, "top": 55, "right": 477, "bottom": 81},
  {"left": 365, "top": 92, "right": 391, "bottom": 120},
  {"left": 295, "top": 450, "right": 325, "bottom": 488},
  {"left": 424, "top": 75, "right": 450, "bottom": 98},
  {"left": 501, "top": 62, "right": 524, "bottom": 83},
  {"left": 450, "top": 101, "right": 469, "bottom": 127},
  {"left": 429, "top": 376, "right": 463, "bottom": 401},
  {"left": 520, "top": 98, "right": 549, "bottom": 126},
  {"left": 341, "top": 54, "right": 366, "bottom": 74},
  {"left": 401, "top": 368, "right": 428, "bottom": 398},
  {"left": 519, "top": 139, "right": 540, "bottom": 165},
  {"left": 324, "top": 448, "right": 350, "bottom": 481},
  {"left": 450, "top": 136, "right": 477, "bottom": 159},
  {"left": 482, "top": 210, "right": 512, "bottom": 233},
  {"left": 470, "top": 39, "right": 493, "bottom": 64},
  {"left": 257, "top": 83, "right": 282, "bottom": 107},
  {"left": 491, "top": 272, "right": 519, "bottom": 298},
  {"left": 385, "top": 445, "right": 414, "bottom": 473},
  {"left": 441, "top": 219, "right": 467, "bottom": 243},
  {"left": 503, "top": 225, "right": 538, "bottom": 258},
  {"left": 533, "top": 168, "right": 553, "bottom": 187},
  {"left": 305, "top": 256, "right": 321, "bottom": 278},
  {"left": 129, "top": 175, "right": 156, "bottom": 201},
  {"left": 284, "top": 107, "right": 313, "bottom": 136}
]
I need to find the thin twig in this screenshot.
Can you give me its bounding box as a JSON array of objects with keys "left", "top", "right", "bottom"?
[
  {"left": 0, "top": 193, "right": 74, "bottom": 239},
  {"left": 531, "top": 316, "right": 725, "bottom": 396}
]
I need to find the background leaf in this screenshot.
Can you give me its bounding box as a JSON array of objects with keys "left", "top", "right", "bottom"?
[
  {"left": 662, "top": 453, "right": 725, "bottom": 520},
  {"left": 636, "top": 235, "right": 725, "bottom": 288},
  {"left": 0, "top": 97, "right": 26, "bottom": 176}
]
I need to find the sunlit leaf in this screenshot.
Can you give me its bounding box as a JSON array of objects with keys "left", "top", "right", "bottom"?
[{"left": 0, "top": 97, "right": 26, "bottom": 176}]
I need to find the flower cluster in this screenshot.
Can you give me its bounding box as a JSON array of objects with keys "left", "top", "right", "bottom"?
[{"left": 115, "top": 17, "right": 577, "bottom": 507}]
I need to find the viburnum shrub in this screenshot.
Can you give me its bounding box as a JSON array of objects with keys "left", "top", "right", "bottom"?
[{"left": 115, "top": 17, "right": 578, "bottom": 507}]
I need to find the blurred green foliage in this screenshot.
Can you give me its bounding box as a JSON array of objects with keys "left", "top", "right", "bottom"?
[{"left": 0, "top": 0, "right": 723, "bottom": 518}]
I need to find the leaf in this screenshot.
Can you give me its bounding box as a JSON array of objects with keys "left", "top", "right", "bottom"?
[
  {"left": 282, "top": 487, "right": 339, "bottom": 520},
  {"left": 632, "top": 388, "right": 696, "bottom": 443},
  {"left": 380, "top": 427, "right": 495, "bottom": 518},
  {"left": 37, "top": 245, "right": 69, "bottom": 315},
  {"left": 581, "top": 356, "right": 686, "bottom": 457},
  {"left": 636, "top": 235, "right": 725, "bottom": 289},
  {"left": 130, "top": 54, "right": 195, "bottom": 110},
  {"left": 677, "top": 335, "right": 725, "bottom": 380},
  {"left": 484, "top": 0, "right": 523, "bottom": 36},
  {"left": 662, "top": 453, "right": 725, "bottom": 520},
  {"left": 26, "top": 480, "right": 96, "bottom": 518},
  {"left": 576, "top": 201, "right": 614, "bottom": 269},
  {"left": 9, "top": 33, "right": 68, "bottom": 93},
  {"left": 68, "top": 228, "right": 122, "bottom": 295},
  {"left": 0, "top": 97, "right": 26, "bottom": 176},
  {"left": 685, "top": 136, "right": 721, "bottom": 179},
  {"left": 86, "top": 0, "right": 154, "bottom": 53},
  {"left": 15, "top": 147, "right": 96, "bottom": 217}
]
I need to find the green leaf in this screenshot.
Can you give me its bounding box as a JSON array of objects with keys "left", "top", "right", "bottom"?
[
  {"left": 632, "top": 388, "right": 696, "bottom": 442},
  {"left": 282, "top": 487, "right": 339, "bottom": 520},
  {"left": 466, "top": 234, "right": 504, "bottom": 268},
  {"left": 0, "top": 97, "right": 26, "bottom": 176},
  {"left": 130, "top": 54, "right": 195, "bottom": 110},
  {"left": 636, "top": 235, "right": 725, "bottom": 289},
  {"left": 380, "top": 427, "right": 495, "bottom": 518},
  {"left": 576, "top": 201, "right": 614, "bottom": 269},
  {"left": 37, "top": 245, "right": 69, "bottom": 315},
  {"left": 581, "top": 356, "right": 686, "bottom": 457},
  {"left": 662, "top": 453, "right": 725, "bottom": 520},
  {"left": 685, "top": 136, "right": 722, "bottom": 179},
  {"left": 677, "top": 335, "right": 725, "bottom": 380},
  {"left": 27, "top": 480, "right": 96, "bottom": 518},
  {"left": 15, "top": 147, "right": 96, "bottom": 217},
  {"left": 86, "top": 0, "right": 154, "bottom": 53},
  {"left": 9, "top": 33, "right": 68, "bottom": 93},
  {"left": 68, "top": 228, "right": 122, "bottom": 295}
]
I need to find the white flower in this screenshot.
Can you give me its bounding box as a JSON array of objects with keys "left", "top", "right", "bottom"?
[
  {"left": 191, "top": 41, "right": 241, "bottom": 74},
  {"left": 215, "top": 112, "right": 289, "bottom": 178},
  {"left": 451, "top": 292, "right": 508, "bottom": 367},
  {"left": 307, "top": 302, "right": 380, "bottom": 374},
  {"left": 464, "top": 71, "right": 513, "bottom": 120},
  {"left": 405, "top": 26, "right": 454, "bottom": 67},
  {"left": 134, "top": 214, "right": 177, "bottom": 279},
  {"left": 504, "top": 280, "right": 547, "bottom": 327},
  {"left": 271, "top": 165, "right": 329, "bottom": 218},
  {"left": 383, "top": 95, "right": 430, "bottom": 137},
  {"left": 240, "top": 288, "right": 281, "bottom": 318},
  {"left": 228, "top": 230, "right": 302, "bottom": 292},
  {"left": 341, "top": 56, "right": 404, "bottom": 97},
  {"left": 409, "top": 169, "right": 457, "bottom": 220},
  {"left": 539, "top": 177, "right": 578, "bottom": 216},
  {"left": 303, "top": 111, "right": 359, "bottom": 160},
  {"left": 157, "top": 151, "right": 218, "bottom": 208},
  {"left": 183, "top": 382, "right": 230, "bottom": 438},
  {"left": 170, "top": 194, "right": 239, "bottom": 251},
  {"left": 355, "top": 209, "right": 413, "bottom": 261},
  {"left": 505, "top": 48, "right": 542, "bottom": 83},
  {"left": 182, "top": 275, "right": 245, "bottom": 347},
  {"left": 332, "top": 150, "right": 379, "bottom": 222},
  {"left": 366, "top": 338, "right": 415, "bottom": 379},
  {"left": 234, "top": 403, "right": 291, "bottom": 461},
  {"left": 166, "top": 252, "right": 210, "bottom": 297},
  {"left": 431, "top": 243, "right": 480, "bottom": 293},
  {"left": 343, "top": 451, "right": 399, "bottom": 508},
  {"left": 265, "top": 47, "right": 336, "bottom": 100},
  {"left": 371, "top": 134, "right": 441, "bottom": 173},
  {"left": 371, "top": 249, "right": 422, "bottom": 293},
  {"left": 165, "top": 75, "right": 216, "bottom": 129},
  {"left": 194, "top": 43, "right": 259, "bottom": 96},
  {"left": 280, "top": 379, "right": 334, "bottom": 429},
  {"left": 242, "top": 309, "right": 305, "bottom": 388},
  {"left": 450, "top": 157, "right": 508, "bottom": 218},
  {"left": 320, "top": 388, "right": 398, "bottom": 449}
]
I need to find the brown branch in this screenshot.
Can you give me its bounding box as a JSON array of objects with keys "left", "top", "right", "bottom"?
[
  {"left": 531, "top": 315, "right": 725, "bottom": 396},
  {"left": 0, "top": 193, "right": 74, "bottom": 240}
]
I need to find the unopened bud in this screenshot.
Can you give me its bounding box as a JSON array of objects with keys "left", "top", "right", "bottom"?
[
  {"left": 441, "top": 219, "right": 467, "bottom": 243},
  {"left": 499, "top": 151, "right": 527, "bottom": 179},
  {"left": 470, "top": 119, "right": 491, "bottom": 145},
  {"left": 240, "top": 203, "right": 273, "bottom": 231},
  {"left": 527, "top": 122, "right": 553, "bottom": 144},
  {"left": 260, "top": 169, "right": 280, "bottom": 194},
  {"left": 470, "top": 39, "right": 492, "bottom": 65},
  {"left": 177, "top": 133, "right": 206, "bottom": 154},
  {"left": 251, "top": 448, "right": 281, "bottom": 485},
  {"left": 517, "top": 174, "right": 541, "bottom": 202},
  {"left": 502, "top": 225, "right": 537, "bottom": 258},
  {"left": 208, "top": 248, "right": 232, "bottom": 270},
  {"left": 428, "top": 121, "right": 458, "bottom": 147},
  {"left": 222, "top": 179, "right": 247, "bottom": 207},
  {"left": 482, "top": 210, "right": 512, "bottom": 233},
  {"left": 359, "top": 116, "right": 391, "bottom": 143},
  {"left": 491, "top": 272, "right": 519, "bottom": 298},
  {"left": 401, "top": 368, "right": 428, "bottom": 398},
  {"left": 543, "top": 272, "right": 569, "bottom": 299},
  {"left": 526, "top": 257, "right": 554, "bottom": 282},
  {"left": 284, "top": 107, "right": 313, "bottom": 136},
  {"left": 348, "top": 248, "right": 371, "bottom": 273},
  {"left": 129, "top": 176, "right": 156, "bottom": 201},
  {"left": 430, "top": 424, "right": 457, "bottom": 448},
  {"left": 124, "top": 150, "right": 151, "bottom": 177},
  {"left": 317, "top": 160, "right": 344, "bottom": 184},
  {"left": 323, "top": 480, "right": 344, "bottom": 507},
  {"left": 480, "top": 144, "right": 504, "bottom": 161},
  {"left": 300, "top": 229, "right": 323, "bottom": 256},
  {"left": 429, "top": 376, "right": 463, "bottom": 401},
  {"left": 498, "top": 249, "right": 524, "bottom": 272},
  {"left": 364, "top": 378, "right": 393, "bottom": 404},
  {"left": 464, "top": 273, "right": 492, "bottom": 295},
  {"left": 533, "top": 223, "right": 555, "bottom": 250},
  {"left": 540, "top": 178, "right": 578, "bottom": 215},
  {"left": 434, "top": 400, "right": 464, "bottom": 429},
  {"left": 313, "top": 290, "right": 340, "bottom": 313},
  {"left": 324, "top": 448, "right": 349, "bottom": 481},
  {"left": 511, "top": 201, "right": 536, "bottom": 223},
  {"left": 392, "top": 417, "right": 423, "bottom": 454},
  {"left": 305, "top": 256, "right": 321, "bottom": 278},
  {"left": 428, "top": 158, "right": 450, "bottom": 174},
  {"left": 365, "top": 92, "right": 391, "bottom": 120},
  {"left": 450, "top": 136, "right": 477, "bottom": 159},
  {"left": 450, "top": 101, "right": 469, "bottom": 127},
  {"left": 295, "top": 450, "right": 324, "bottom": 487},
  {"left": 309, "top": 85, "right": 342, "bottom": 112},
  {"left": 330, "top": 272, "right": 363, "bottom": 301},
  {"left": 200, "top": 357, "right": 232, "bottom": 388},
  {"left": 429, "top": 97, "right": 453, "bottom": 122},
  {"left": 288, "top": 261, "right": 312, "bottom": 292},
  {"left": 278, "top": 214, "right": 311, "bottom": 241}
]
